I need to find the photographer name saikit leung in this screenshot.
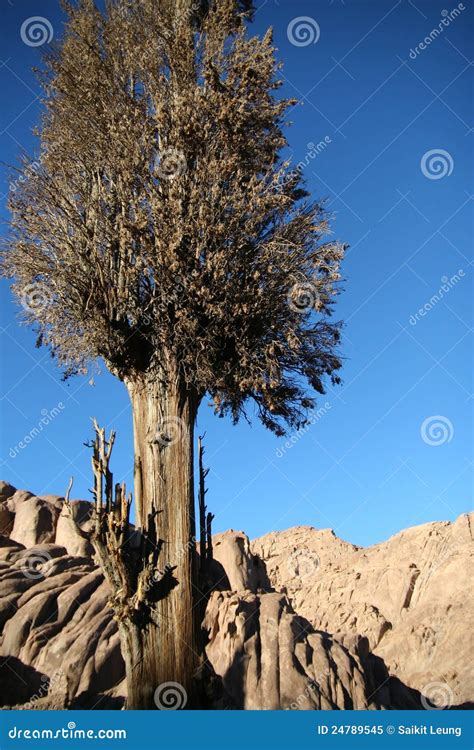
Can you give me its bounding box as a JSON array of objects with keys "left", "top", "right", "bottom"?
[{"left": 398, "top": 726, "right": 462, "bottom": 737}]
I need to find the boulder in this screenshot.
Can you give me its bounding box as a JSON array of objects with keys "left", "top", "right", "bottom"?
[
  {"left": 55, "top": 500, "right": 94, "bottom": 557},
  {"left": 212, "top": 530, "right": 259, "bottom": 593},
  {"left": 37, "top": 495, "right": 66, "bottom": 511},
  {"left": 6, "top": 490, "right": 34, "bottom": 513},
  {"left": 10, "top": 497, "right": 61, "bottom": 547},
  {"left": 0, "top": 481, "right": 16, "bottom": 502}
]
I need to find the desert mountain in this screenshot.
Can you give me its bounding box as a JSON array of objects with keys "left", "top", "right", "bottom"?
[{"left": 0, "top": 480, "right": 472, "bottom": 710}]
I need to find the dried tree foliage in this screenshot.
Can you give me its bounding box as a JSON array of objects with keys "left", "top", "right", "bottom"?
[
  {"left": 2, "top": 0, "right": 346, "bottom": 707},
  {"left": 2, "top": 0, "right": 344, "bottom": 436}
]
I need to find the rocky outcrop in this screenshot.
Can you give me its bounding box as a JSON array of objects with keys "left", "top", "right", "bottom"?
[
  {"left": 55, "top": 501, "right": 94, "bottom": 558},
  {"left": 211, "top": 530, "right": 259, "bottom": 593},
  {"left": 204, "top": 590, "right": 384, "bottom": 710},
  {"left": 0, "top": 530, "right": 407, "bottom": 711},
  {"left": 0, "top": 535, "right": 124, "bottom": 709},
  {"left": 0, "top": 481, "right": 471, "bottom": 710},
  {"left": 251, "top": 513, "right": 474, "bottom": 707},
  {"left": 10, "top": 497, "right": 61, "bottom": 548}
]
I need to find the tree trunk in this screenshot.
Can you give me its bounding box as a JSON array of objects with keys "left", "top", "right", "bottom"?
[{"left": 124, "top": 374, "right": 200, "bottom": 709}]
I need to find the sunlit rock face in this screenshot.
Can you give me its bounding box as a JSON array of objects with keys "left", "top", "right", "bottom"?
[
  {"left": 251, "top": 513, "right": 474, "bottom": 707},
  {"left": 0, "top": 481, "right": 471, "bottom": 710}
]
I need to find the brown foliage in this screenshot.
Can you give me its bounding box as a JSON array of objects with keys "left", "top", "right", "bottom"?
[{"left": 2, "top": 0, "right": 345, "bottom": 435}]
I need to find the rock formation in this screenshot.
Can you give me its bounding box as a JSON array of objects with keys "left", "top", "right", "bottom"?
[
  {"left": 0, "top": 480, "right": 471, "bottom": 710},
  {"left": 251, "top": 515, "right": 474, "bottom": 708}
]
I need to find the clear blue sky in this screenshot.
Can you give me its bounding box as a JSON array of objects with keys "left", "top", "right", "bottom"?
[{"left": 0, "top": 0, "right": 472, "bottom": 546}]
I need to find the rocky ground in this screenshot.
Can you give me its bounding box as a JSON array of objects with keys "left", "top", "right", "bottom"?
[{"left": 0, "top": 480, "right": 472, "bottom": 710}]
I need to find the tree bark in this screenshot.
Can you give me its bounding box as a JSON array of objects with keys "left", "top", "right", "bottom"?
[{"left": 124, "top": 373, "right": 200, "bottom": 709}]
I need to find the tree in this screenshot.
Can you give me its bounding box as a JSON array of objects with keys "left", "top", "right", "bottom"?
[{"left": 1, "top": 0, "right": 345, "bottom": 708}]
